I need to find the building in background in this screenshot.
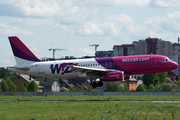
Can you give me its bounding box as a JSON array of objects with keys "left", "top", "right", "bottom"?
[
  {"left": 113, "top": 44, "right": 135, "bottom": 56},
  {"left": 132, "top": 37, "right": 174, "bottom": 59},
  {"left": 95, "top": 50, "right": 113, "bottom": 58}
]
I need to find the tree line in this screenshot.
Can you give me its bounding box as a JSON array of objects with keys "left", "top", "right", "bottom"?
[
  {"left": 107, "top": 72, "right": 180, "bottom": 92},
  {"left": 0, "top": 67, "right": 38, "bottom": 92}
]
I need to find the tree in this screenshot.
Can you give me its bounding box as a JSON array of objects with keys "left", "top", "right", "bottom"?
[
  {"left": 136, "top": 84, "right": 146, "bottom": 92},
  {"left": 155, "top": 83, "right": 177, "bottom": 92},
  {"left": 0, "top": 67, "right": 17, "bottom": 80},
  {"left": 107, "top": 81, "right": 128, "bottom": 92},
  {"left": 142, "top": 74, "right": 154, "bottom": 87},
  {"left": 0, "top": 84, "right": 2, "bottom": 92},
  {"left": 20, "top": 83, "right": 27, "bottom": 92},
  {"left": 0, "top": 67, "right": 7, "bottom": 79},
  {"left": 5, "top": 77, "right": 17, "bottom": 92},
  {"left": 177, "top": 80, "right": 180, "bottom": 91},
  {"left": 156, "top": 72, "right": 167, "bottom": 84},
  {"left": 1, "top": 79, "right": 9, "bottom": 92},
  {"left": 147, "top": 84, "right": 156, "bottom": 92},
  {"left": 27, "top": 80, "right": 38, "bottom": 92}
]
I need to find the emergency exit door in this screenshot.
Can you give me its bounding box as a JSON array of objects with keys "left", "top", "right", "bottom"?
[{"left": 151, "top": 56, "right": 157, "bottom": 66}]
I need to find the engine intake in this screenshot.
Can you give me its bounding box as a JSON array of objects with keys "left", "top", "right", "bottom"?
[{"left": 103, "top": 71, "right": 124, "bottom": 81}]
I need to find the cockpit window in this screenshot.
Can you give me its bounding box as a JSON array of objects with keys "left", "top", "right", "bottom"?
[{"left": 162, "top": 58, "right": 171, "bottom": 62}]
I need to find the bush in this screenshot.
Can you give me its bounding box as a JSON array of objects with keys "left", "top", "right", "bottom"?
[
  {"left": 136, "top": 84, "right": 146, "bottom": 92},
  {"left": 147, "top": 83, "right": 177, "bottom": 92},
  {"left": 155, "top": 83, "right": 177, "bottom": 92},
  {"left": 107, "top": 82, "right": 128, "bottom": 92}
]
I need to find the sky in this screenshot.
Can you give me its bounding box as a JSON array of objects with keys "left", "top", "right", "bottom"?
[{"left": 1, "top": 0, "right": 180, "bottom": 67}]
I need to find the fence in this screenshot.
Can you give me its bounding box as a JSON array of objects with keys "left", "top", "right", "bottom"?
[{"left": 1, "top": 92, "right": 180, "bottom": 96}]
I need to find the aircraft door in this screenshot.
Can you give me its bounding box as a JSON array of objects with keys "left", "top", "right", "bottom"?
[
  {"left": 151, "top": 56, "right": 157, "bottom": 66},
  {"left": 39, "top": 63, "right": 44, "bottom": 74}
]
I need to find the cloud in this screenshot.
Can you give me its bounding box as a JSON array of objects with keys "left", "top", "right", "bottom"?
[
  {"left": 15, "top": 0, "right": 59, "bottom": 17},
  {"left": 0, "top": 23, "right": 33, "bottom": 36},
  {"left": 107, "top": 14, "right": 133, "bottom": 24},
  {"left": 54, "top": 24, "right": 75, "bottom": 34},
  {"left": 82, "top": 0, "right": 151, "bottom": 6},
  {"left": 10, "top": 18, "right": 52, "bottom": 26},
  {"left": 149, "top": 0, "right": 180, "bottom": 7},
  {"left": 77, "top": 14, "right": 133, "bottom": 36},
  {"left": 77, "top": 23, "right": 104, "bottom": 35}
]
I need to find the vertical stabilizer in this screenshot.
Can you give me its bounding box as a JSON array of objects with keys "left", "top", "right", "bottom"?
[{"left": 8, "top": 36, "right": 41, "bottom": 65}]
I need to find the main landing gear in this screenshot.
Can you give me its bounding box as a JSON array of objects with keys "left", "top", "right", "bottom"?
[{"left": 92, "top": 81, "right": 103, "bottom": 89}]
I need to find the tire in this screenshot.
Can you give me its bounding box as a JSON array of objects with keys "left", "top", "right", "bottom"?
[
  {"left": 154, "top": 80, "right": 158, "bottom": 83},
  {"left": 92, "top": 82, "right": 98, "bottom": 89},
  {"left": 98, "top": 81, "right": 103, "bottom": 87}
]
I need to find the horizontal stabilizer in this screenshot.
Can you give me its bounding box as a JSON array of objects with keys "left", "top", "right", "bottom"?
[{"left": 7, "top": 66, "right": 30, "bottom": 70}]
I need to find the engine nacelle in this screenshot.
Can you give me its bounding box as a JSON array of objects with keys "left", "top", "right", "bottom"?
[{"left": 103, "top": 71, "right": 124, "bottom": 81}]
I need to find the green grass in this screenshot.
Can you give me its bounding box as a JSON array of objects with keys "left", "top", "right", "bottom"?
[
  {"left": 0, "top": 95, "right": 180, "bottom": 101},
  {"left": 0, "top": 101, "right": 180, "bottom": 120},
  {"left": 0, "top": 95, "right": 180, "bottom": 119}
]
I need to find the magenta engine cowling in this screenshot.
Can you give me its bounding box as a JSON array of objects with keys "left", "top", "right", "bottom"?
[{"left": 103, "top": 71, "right": 124, "bottom": 81}]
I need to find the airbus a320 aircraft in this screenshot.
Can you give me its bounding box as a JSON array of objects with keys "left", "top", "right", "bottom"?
[{"left": 7, "top": 36, "right": 179, "bottom": 88}]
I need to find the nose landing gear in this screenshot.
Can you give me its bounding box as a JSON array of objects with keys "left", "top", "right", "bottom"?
[{"left": 153, "top": 74, "right": 158, "bottom": 84}]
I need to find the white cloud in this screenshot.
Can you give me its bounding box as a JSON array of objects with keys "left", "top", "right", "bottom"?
[
  {"left": 15, "top": 0, "right": 59, "bottom": 17},
  {"left": 77, "top": 23, "right": 104, "bottom": 35},
  {"left": 151, "top": 0, "right": 180, "bottom": 7},
  {"left": 0, "top": 23, "right": 33, "bottom": 36},
  {"left": 107, "top": 14, "right": 133, "bottom": 24},
  {"left": 83, "top": 0, "right": 151, "bottom": 6},
  {"left": 54, "top": 24, "right": 75, "bottom": 35},
  {"left": 77, "top": 14, "right": 133, "bottom": 36}
]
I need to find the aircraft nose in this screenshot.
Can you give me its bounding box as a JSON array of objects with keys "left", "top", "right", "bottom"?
[{"left": 172, "top": 61, "right": 179, "bottom": 69}]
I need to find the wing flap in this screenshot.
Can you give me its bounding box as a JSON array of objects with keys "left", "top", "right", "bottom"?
[
  {"left": 66, "top": 65, "right": 117, "bottom": 78},
  {"left": 67, "top": 65, "right": 107, "bottom": 72}
]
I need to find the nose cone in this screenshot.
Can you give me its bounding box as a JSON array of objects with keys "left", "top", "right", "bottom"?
[{"left": 171, "top": 61, "right": 179, "bottom": 70}]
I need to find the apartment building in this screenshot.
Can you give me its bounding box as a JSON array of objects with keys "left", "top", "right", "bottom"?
[{"left": 113, "top": 44, "right": 135, "bottom": 56}]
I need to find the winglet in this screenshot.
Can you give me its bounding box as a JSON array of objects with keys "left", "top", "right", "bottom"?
[{"left": 8, "top": 36, "right": 42, "bottom": 65}]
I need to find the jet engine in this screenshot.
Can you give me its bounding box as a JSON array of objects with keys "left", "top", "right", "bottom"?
[{"left": 103, "top": 71, "right": 124, "bottom": 81}]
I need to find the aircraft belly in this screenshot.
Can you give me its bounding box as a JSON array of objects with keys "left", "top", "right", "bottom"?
[{"left": 57, "top": 73, "right": 79, "bottom": 79}]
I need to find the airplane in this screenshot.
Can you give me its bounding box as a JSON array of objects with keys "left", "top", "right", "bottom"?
[{"left": 7, "top": 36, "right": 179, "bottom": 88}]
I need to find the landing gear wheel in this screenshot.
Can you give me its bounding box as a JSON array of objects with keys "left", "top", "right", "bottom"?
[
  {"left": 92, "top": 82, "right": 98, "bottom": 89},
  {"left": 98, "top": 81, "right": 103, "bottom": 87},
  {"left": 154, "top": 80, "right": 158, "bottom": 84}
]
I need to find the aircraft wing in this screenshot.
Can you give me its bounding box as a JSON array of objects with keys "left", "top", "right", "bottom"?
[{"left": 66, "top": 65, "right": 115, "bottom": 77}]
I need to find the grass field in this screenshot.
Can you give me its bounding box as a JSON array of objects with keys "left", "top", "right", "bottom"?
[{"left": 0, "top": 95, "right": 180, "bottom": 120}]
